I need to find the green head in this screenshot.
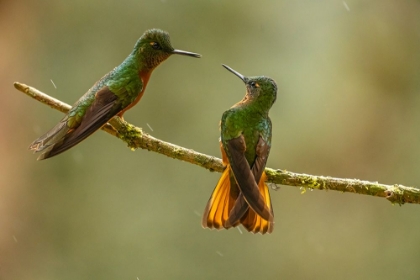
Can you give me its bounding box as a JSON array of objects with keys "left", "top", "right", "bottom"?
[
  {"left": 222, "top": 64, "right": 277, "bottom": 111},
  {"left": 133, "top": 29, "right": 201, "bottom": 70}
]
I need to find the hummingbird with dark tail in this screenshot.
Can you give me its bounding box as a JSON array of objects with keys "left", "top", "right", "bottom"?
[
  {"left": 202, "top": 65, "right": 277, "bottom": 234},
  {"left": 30, "top": 29, "right": 201, "bottom": 160}
]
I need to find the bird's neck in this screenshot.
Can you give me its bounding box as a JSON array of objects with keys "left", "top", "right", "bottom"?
[
  {"left": 124, "top": 52, "right": 154, "bottom": 88},
  {"left": 138, "top": 69, "right": 152, "bottom": 90},
  {"left": 233, "top": 98, "right": 269, "bottom": 118}
]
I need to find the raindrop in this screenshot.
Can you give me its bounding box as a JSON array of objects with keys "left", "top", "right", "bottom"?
[
  {"left": 343, "top": 1, "right": 350, "bottom": 11},
  {"left": 50, "top": 79, "right": 57, "bottom": 89}
]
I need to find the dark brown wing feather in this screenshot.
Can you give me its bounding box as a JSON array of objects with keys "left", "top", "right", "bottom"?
[
  {"left": 225, "top": 135, "right": 273, "bottom": 221},
  {"left": 37, "top": 87, "right": 120, "bottom": 160},
  {"left": 226, "top": 136, "right": 270, "bottom": 227},
  {"left": 240, "top": 137, "right": 274, "bottom": 233},
  {"left": 240, "top": 172, "right": 274, "bottom": 234},
  {"left": 252, "top": 136, "right": 270, "bottom": 183},
  {"left": 224, "top": 193, "right": 248, "bottom": 228}
]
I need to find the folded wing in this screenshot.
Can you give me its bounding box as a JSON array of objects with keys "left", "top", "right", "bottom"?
[
  {"left": 226, "top": 136, "right": 274, "bottom": 234},
  {"left": 225, "top": 135, "right": 273, "bottom": 222},
  {"left": 30, "top": 86, "right": 121, "bottom": 160}
]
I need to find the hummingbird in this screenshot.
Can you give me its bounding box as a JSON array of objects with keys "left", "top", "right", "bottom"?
[
  {"left": 29, "top": 29, "right": 201, "bottom": 160},
  {"left": 202, "top": 65, "right": 277, "bottom": 234}
]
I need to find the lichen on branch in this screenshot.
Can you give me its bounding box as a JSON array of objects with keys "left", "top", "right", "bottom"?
[{"left": 14, "top": 82, "right": 420, "bottom": 205}]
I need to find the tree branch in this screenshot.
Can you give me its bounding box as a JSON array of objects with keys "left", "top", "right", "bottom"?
[{"left": 14, "top": 82, "right": 420, "bottom": 205}]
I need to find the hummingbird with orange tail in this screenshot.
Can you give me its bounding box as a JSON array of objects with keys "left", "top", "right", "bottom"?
[
  {"left": 29, "top": 29, "right": 201, "bottom": 160},
  {"left": 202, "top": 65, "right": 277, "bottom": 234}
]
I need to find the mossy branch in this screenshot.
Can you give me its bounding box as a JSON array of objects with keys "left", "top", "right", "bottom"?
[{"left": 14, "top": 82, "right": 420, "bottom": 205}]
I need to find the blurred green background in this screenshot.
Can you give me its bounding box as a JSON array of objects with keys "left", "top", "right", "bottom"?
[{"left": 1, "top": 0, "right": 420, "bottom": 279}]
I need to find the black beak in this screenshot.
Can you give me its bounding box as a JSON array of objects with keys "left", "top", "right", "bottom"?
[
  {"left": 222, "top": 64, "right": 246, "bottom": 83},
  {"left": 172, "top": 49, "right": 201, "bottom": 58}
]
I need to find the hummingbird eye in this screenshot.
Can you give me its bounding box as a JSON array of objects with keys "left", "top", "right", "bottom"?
[
  {"left": 150, "top": 42, "right": 162, "bottom": 50},
  {"left": 250, "top": 81, "right": 260, "bottom": 88}
]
